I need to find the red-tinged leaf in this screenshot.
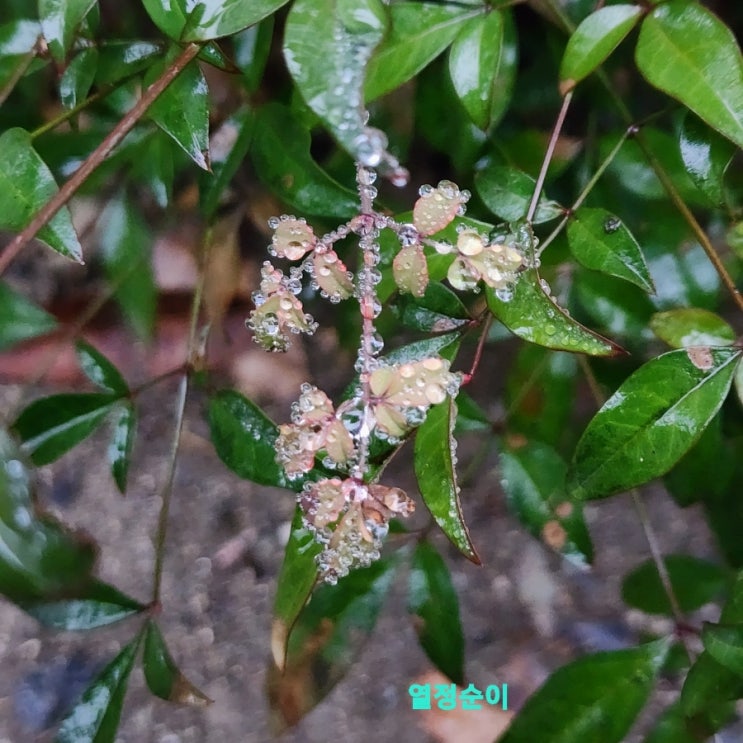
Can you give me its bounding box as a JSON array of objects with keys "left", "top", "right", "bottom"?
[{"left": 414, "top": 396, "right": 480, "bottom": 563}]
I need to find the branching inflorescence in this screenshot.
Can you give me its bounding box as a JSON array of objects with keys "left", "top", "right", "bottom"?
[{"left": 248, "top": 142, "right": 525, "bottom": 584}]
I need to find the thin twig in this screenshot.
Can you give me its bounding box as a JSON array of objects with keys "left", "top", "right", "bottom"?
[
  {"left": 31, "top": 87, "right": 112, "bottom": 139},
  {"left": 526, "top": 91, "right": 573, "bottom": 223},
  {"left": 0, "top": 46, "right": 37, "bottom": 107},
  {"left": 537, "top": 126, "right": 633, "bottom": 257},
  {"left": 461, "top": 314, "right": 493, "bottom": 385},
  {"left": 0, "top": 41, "right": 202, "bottom": 277}
]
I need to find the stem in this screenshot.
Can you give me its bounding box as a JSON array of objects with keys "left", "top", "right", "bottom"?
[
  {"left": 151, "top": 373, "right": 188, "bottom": 604},
  {"left": 526, "top": 91, "right": 573, "bottom": 223},
  {"left": 151, "top": 222, "right": 211, "bottom": 603},
  {"left": 461, "top": 314, "right": 493, "bottom": 385},
  {"left": 537, "top": 127, "right": 633, "bottom": 257},
  {"left": 31, "top": 87, "right": 111, "bottom": 139},
  {"left": 0, "top": 41, "right": 202, "bottom": 277}
]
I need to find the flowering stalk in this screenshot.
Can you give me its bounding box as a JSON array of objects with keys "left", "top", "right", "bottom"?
[{"left": 247, "top": 151, "right": 527, "bottom": 583}]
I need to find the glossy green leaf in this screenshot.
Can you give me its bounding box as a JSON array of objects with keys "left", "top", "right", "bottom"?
[
  {"left": 209, "top": 389, "right": 296, "bottom": 490},
  {"left": 559, "top": 4, "right": 642, "bottom": 92},
  {"left": 55, "top": 635, "right": 139, "bottom": 743},
  {"left": 414, "top": 397, "right": 480, "bottom": 563},
  {"left": 642, "top": 702, "right": 698, "bottom": 743},
  {"left": 475, "top": 164, "right": 564, "bottom": 224},
  {"left": 0, "top": 427, "right": 96, "bottom": 602},
  {"left": 504, "top": 346, "right": 578, "bottom": 447},
  {"left": 568, "top": 347, "right": 742, "bottom": 500},
  {"left": 448, "top": 9, "right": 517, "bottom": 131},
  {"left": 251, "top": 103, "right": 358, "bottom": 219},
  {"left": 498, "top": 638, "right": 671, "bottom": 743},
  {"left": 13, "top": 393, "right": 117, "bottom": 466},
  {"left": 622, "top": 555, "right": 728, "bottom": 616},
  {"left": 650, "top": 308, "right": 735, "bottom": 349},
  {"left": 233, "top": 17, "right": 273, "bottom": 91},
  {"left": 682, "top": 572, "right": 743, "bottom": 720},
  {"left": 0, "top": 281, "right": 57, "bottom": 351},
  {"left": 269, "top": 556, "right": 397, "bottom": 729},
  {"left": 75, "top": 340, "right": 128, "bottom": 395},
  {"left": 567, "top": 207, "right": 654, "bottom": 293},
  {"left": 702, "top": 623, "right": 743, "bottom": 678},
  {"left": 408, "top": 541, "right": 464, "bottom": 684},
  {"left": 572, "top": 269, "right": 655, "bottom": 345},
  {"left": 130, "top": 131, "right": 174, "bottom": 209},
  {"left": 271, "top": 506, "right": 321, "bottom": 671},
  {"left": 199, "top": 106, "right": 254, "bottom": 219},
  {"left": 140, "top": 0, "right": 187, "bottom": 40},
  {"left": 600, "top": 129, "right": 705, "bottom": 206},
  {"left": 145, "top": 48, "right": 209, "bottom": 169},
  {"left": 486, "top": 272, "right": 622, "bottom": 356},
  {"left": 395, "top": 281, "right": 470, "bottom": 332},
  {"left": 97, "top": 196, "right": 156, "bottom": 340},
  {"left": 0, "top": 20, "right": 41, "bottom": 89},
  {"left": 0, "top": 128, "right": 82, "bottom": 262},
  {"left": 679, "top": 113, "right": 736, "bottom": 206},
  {"left": 284, "top": 0, "right": 387, "bottom": 158},
  {"left": 94, "top": 40, "right": 163, "bottom": 85},
  {"left": 143, "top": 621, "right": 212, "bottom": 705},
  {"left": 636, "top": 1, "right": 743, "bottom": 150},
  {"left": 108, "top": 403, "right": 136, "bottom": 495},
  {"left": 184, "top": 0, "right": 287, "bottom": 41},
  {"left": 500, "top": 441, "right": 593, "bottom": 566},
  {"left": 19, "top": 580, "right": 144, "bottom": 630},
  {"left": 59, "top": 47, "right": 98, "bottom": 109},
  {"left": 365, "top": 1, "right": 477, "bottom": 101},
  {"left": 39, "top": 0, "right": 96, "bottom": 60}
]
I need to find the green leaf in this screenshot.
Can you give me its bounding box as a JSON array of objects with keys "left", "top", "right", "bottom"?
[
  {"left": 183, "top": 0, "right": 288, "bottom": 41},
  {"left": 0, "top": 20, "right": 41, "bottom": 89},
  {"left": 13, "top": 393, "right": 117, "bottom": 466},
  {"left": 75, "top": 340, "right": 128, "bottom": 395},
  {"left": 199, "top": 106, "right": 254, "bottom": 219},
  {"left": 141, "top": 0, "right": 187, "bottom": 40},
  {"left": 642, "top": 702, "right": 698, "bottom": 743},
  {"left": 448, "top": 9, "right": 517, "bottom": 131},
  {"left": 97, "top": 196, "right": 156, "bottom": 340},
  {"left": 678, "top": 113, "right": 736, "bottom": 207},
  {"left": 208, "top": 389, "right": 296, "bottom": 490},
  {"left": 143, "top": 621, "right": 212, "bottom": 705},
  {"left": 498, "top": 638, "right": 671, "bottom": 743},
  {"left": 95, "top": 40, "right": 163, "bottom": 85},
  {"left": 55, "top": 635, "right": 139, "bottom": 743},
  {"left": 453, "top": 390, "right": 490, "bottom": 433},
  {"left": 233, "top": 17, "right": 273, "bottom": 91},
  {"left": 500, "top": 441, "right": 593, "bottom": 566},
  {"left": 19, "top": 580, "right": 144, "bottom": 630},
  {"left": 251, "top": 103, "right": 359, "bottom": 218},
  {"left": 365, "top": 1, "right": 478, "bottom": 101},
  {"left": 702, "top": 623, "right": 743, "bottom": 678},
  {"left": 269, "top": 556, "right": 397, "bottom": 730},
  {"left": 395, "top": 282, "right": 470, "bottom": 332},
  {"left": 475, "top": 164, "right": 563, "bottom": 224},
  {"left": 284, "top": 0, "right": 387, "bottom": 159},
  {"left": 414, "top": 397, "right": 480, "bottom": 563},
  {"left": 108, "top": 403, "right": 136, "bottom": 495},
  {"left": 636, "top": 1, "right": 743, "bottom": 150},
  {"left": 59, "top": 47, "right": 98, "bottom": 109},
  {"left": 39, "top": 0, "right": 96, "bottom": 60},
  {"left": 0, "top": 427, "right": 97, "bottom": 602},
  {"left": 682, "top": 572, "right": 743, "bottom": 721},
  {"left": 504, "top": 346, "right": 578, "bottom": 447},
  {"left": 567, "top": 207, "right": 654, "bottom": 293},
  {"left": 408, "top": 541, "right": 465, "bottom": 684},
  {"left": 0, "top": 281, "right": 57, "bottom": 351},
  {"left": 271, "top": 506, "right": 321, "bottom": 672},
  {"left": 145, "top": 47, "right": 210, "bottom": 170},
  {"left": 568, "top": 347, "right": 742, "bottom": 500},
  {"left": 0, "top": 128, "right": 82, "bottom": 262},
  {"left": 622, "top": 555, "right": 728, "bottom": 616},
  {"left": 650, "top": 308, "right": 735, "bottom": 349},
  {"left": 559, "top": 4, "right": 643, "bottom": 92},
  {"left": 486, "top": 272, "right": 622, "bottom": 356}
]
